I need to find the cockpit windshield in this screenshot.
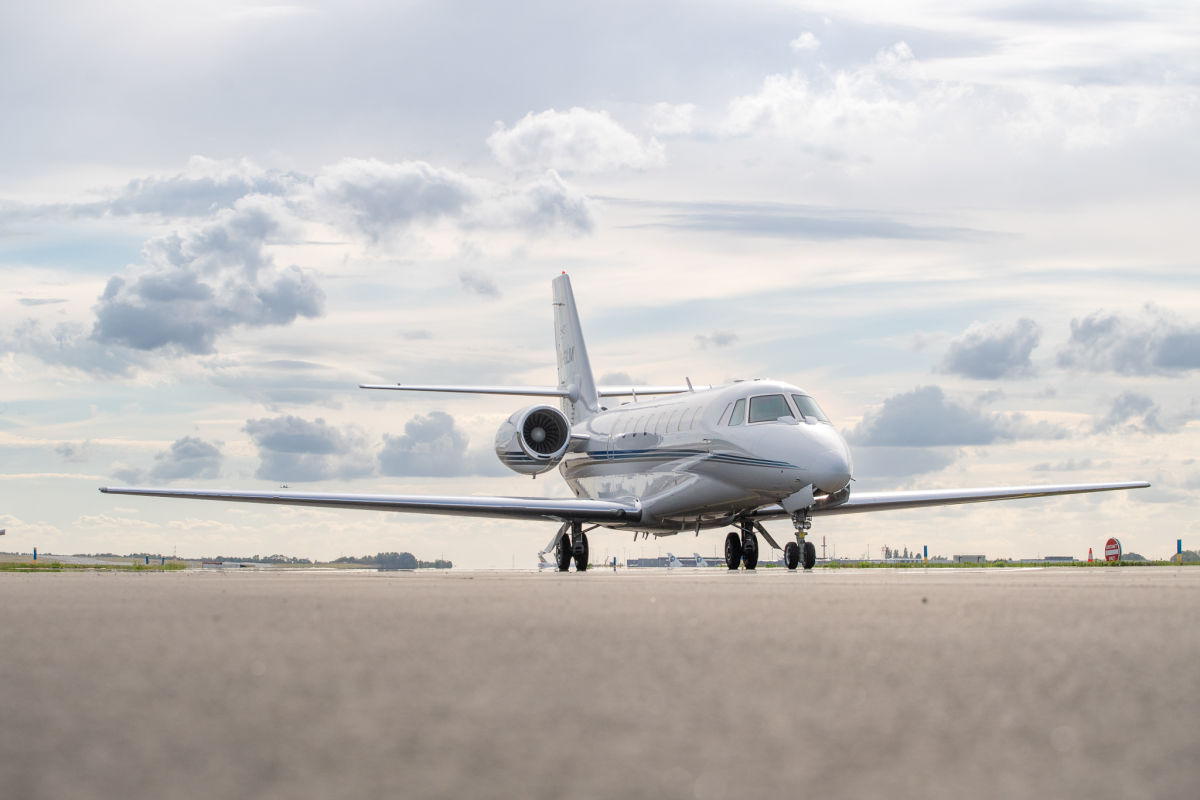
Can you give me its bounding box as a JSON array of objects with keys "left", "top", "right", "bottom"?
[
  {"left": 748, "top": 394, "right": 792, "bottom": 423},
  {"left": 791, "top": 394, "right": 830, "bottom": 423}
]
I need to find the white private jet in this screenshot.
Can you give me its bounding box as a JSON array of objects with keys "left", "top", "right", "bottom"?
[{"left": 102, "top": 273, "right": 1149, "bottom": 572}]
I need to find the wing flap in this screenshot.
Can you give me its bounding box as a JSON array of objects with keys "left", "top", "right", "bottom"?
[
  {"left": 748, "top": 481, "right": 1150, "bottom": 520},
  {"left": 99, "top": 487, "right": 640, "bottom": 523}
]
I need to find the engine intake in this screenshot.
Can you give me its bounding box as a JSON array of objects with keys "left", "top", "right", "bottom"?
[{"left": 494, "top": 404, "right": 572, "bottom": 475}]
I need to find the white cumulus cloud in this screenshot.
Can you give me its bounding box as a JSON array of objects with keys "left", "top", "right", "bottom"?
[{"left": 488, "top": 107, "right": 665, "bottom": 174}]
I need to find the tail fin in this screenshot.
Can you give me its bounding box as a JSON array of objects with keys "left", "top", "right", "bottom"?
[{"left": 552, "top": 273, "right": 600, "bottom": 423}]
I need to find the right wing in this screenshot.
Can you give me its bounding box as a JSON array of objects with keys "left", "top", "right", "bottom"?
[
  {"left": 748, "top": 481, "right": 1150, "bottom": 519},
  {"left": 99, "top": 487, "right": 640, "bottom": 523}
]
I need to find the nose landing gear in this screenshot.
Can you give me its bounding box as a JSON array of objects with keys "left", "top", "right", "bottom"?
[{"left": 789, "top": 509, "right": 817, "bottom": 571}]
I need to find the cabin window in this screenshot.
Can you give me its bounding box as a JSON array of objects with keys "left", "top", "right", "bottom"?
[
  {"left": 791, "top": 394, "right": 830, "bottom": 423},
  {"left": 728, "top": 398, "right": 746, "bottom": 426},
  {"left": 748, "top": 394, "right": 792, "bottom": 423}
]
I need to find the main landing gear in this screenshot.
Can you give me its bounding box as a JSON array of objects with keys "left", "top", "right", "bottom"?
[
  {"left": 554, "top": 522, "right": 589, "bottom": 572},
  {"left": 725, "top": 521, "right": 760, "bottom": 570}
]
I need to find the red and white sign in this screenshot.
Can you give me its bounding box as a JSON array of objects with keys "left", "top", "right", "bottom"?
[{"left": 1104, "top": 537, "right": 1122, "bottom": 562}]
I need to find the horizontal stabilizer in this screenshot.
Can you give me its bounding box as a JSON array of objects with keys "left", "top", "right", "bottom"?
[
  {"left": 360, "top": 384, "right": 570, "bottom": 397},
  {"left": 100, "top": 486, "right": 640, "bottom": 523}
]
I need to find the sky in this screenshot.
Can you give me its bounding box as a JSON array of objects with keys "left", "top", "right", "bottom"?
[{"left": 2, "top": 0, "right": 1198, "bottom": 566}]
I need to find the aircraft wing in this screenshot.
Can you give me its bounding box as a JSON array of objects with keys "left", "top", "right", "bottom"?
[
  {"left": 748, "top": 481, "right": 1150, "bottom": 520},
  {"left": 99, "top": 487, "right": 640, "bottom": 523}
]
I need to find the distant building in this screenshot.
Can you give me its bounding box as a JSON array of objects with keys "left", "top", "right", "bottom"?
[{"left": 953, "top": 554, "right": 986, "bottom": 563}]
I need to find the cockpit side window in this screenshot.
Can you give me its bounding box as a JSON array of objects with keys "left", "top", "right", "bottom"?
[
  {"left": 791, "top": 394, "right": 830, "bottom": 423},
  {"left": 728, "top": 398, "right": 746, "bottom": 426},
  {"left": 748, "top": 394, "right": 792, "bottom": 423}
]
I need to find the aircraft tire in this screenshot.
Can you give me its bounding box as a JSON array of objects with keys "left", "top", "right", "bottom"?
[
  {"left": 556, "top": 533, "right": 572, "bottom": 572},
  {"left": 802, "top": 541, "right": 816, "bottom": 570},
  {"left": 784, "top": 541, "right": 800, "bottom": 570},
  {"left": 742, "top": 533, "right": 758, "bottom": 570},
  {"left": 724, "top": 532, "right": 742, "bottom": 570},
  {"left": 573, "top": 533, "right": 589, "bottom": 572}
]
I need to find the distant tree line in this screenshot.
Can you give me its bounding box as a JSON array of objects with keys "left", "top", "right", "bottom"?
[
  {"left": 332, "top": 552, "right": 452, "bottom": 569},
  {"left": 212, "top": 554, "right": 314, "bottom": 564}
]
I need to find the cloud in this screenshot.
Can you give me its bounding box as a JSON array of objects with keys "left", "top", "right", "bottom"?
[
  {"left": 313, "top": 159, "right": 593, "bottom": 239},
  {"left": 849, "top": 385, "right": 1066, "bottom": 447},
  {"left": 18, "top": 298, "right": 66, "bottom": 306},
  {"left": 1033, "top": 458, "right": 1109, "bottom": 472},
  {"left": 91, "top": 195, "right": 324, "bottom": 355},
  {"left": 789, "top": 32, "right": 820, "bottom": 52},
  {"left": 848, "top": 446, "right": 955, "bottom": 481},
  {"left": 598, "top": 371, "right": 639, "bottom": 385},
  {"left": 313, "top": 158, "right": 480, "bottom": 242},
  {"left": 492, "top": 170, "right": 593, "bottom": 233},
  {"left": 378, "top": 411, "right": 470, "bottom": 477},
  {"left": 100, "top": 156, "right": 299, "bottom": 217},
  {"left": 4, "top": 319, "right": 143, "bottom": 376},
  {"left": 647, "top": 102, "right": 696, "bottom": 137},
  {"left": 940, "top": 318, "right": 1041, "bottom": 379},
  {"left": 1058, "top": 307, "right": 1200, "bottom": 375},
  {"left": 695, "top": 331, "right": 738, "bottom": 349},
  {"left": 620, "top": 198, "right": 979, "bottom": 241},
  {"left": 148, "top": 436, "right": 223, "bottom": 481},
  {"left": 55, "top": 441, "right": 92, "bottom": 463},
  {"left": 458, "top": 270, "right": 500, "bottom": 298},
  {"left": 488, "top": 107, "right": 665, "bottom": 174},
  {"left": 244, "top": 415, "right": 373, "bottom": 482}
]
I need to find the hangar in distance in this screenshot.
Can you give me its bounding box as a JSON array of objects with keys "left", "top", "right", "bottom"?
[{"left": 102, "top": 273, "right": 1149, "bottom": 572}]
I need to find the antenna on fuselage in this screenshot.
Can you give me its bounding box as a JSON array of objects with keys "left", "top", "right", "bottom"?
[{"left": 685, "top": 377, "right": 694, "bottom": 392}]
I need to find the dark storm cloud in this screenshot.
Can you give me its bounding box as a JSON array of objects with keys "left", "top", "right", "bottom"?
[
  {"left": 940, "top": 318, "right": 1040, "bottom": 380},
  {"left": 148, "top": 437, "right": 223, "bottom": 481},
  {"left": 849, "top": 385, "right": 1066, "bottom": 447},
  {"left": 91, "top": 197, "right": 324, "bottom": 354},
  {"left": 244, "top": 415, "right": 373, "bottom": 482},
  {"left": 1057, "top": 307, "right": 1200, "bottom": 375}
]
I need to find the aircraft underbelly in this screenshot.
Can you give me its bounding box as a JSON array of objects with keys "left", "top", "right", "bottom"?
[{"left": 561, "top": 452, "right": 787, "bottom": 529}]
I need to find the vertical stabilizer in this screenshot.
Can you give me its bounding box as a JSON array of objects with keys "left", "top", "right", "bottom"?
[{"left": 552, "top": 273, "right": 600, "bottom": 423}]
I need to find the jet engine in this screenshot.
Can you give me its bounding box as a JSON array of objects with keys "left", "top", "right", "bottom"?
[{"left": 494, "top": 404, "right": 572, "bottom": 475}]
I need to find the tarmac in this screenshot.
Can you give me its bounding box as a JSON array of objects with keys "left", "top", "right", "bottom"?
[{"left": 2, "top": 566, "right": 1198, "bottom": 799}]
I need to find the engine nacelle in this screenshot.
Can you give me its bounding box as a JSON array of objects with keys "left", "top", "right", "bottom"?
[{"left": 494, "top": 404, "right": 572, "bottom": 475}]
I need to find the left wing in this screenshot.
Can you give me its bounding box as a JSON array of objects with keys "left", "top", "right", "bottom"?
[
  {"left": 748, "top": 481, "right": 1150, "bottom": 520},
  {"left": 99, "top": 487, "right": 640, "bottom": 523}
]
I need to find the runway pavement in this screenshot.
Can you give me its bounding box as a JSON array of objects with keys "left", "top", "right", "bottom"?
[{"left": 2, "top": 566, "right": 1197, "bottom": 799}]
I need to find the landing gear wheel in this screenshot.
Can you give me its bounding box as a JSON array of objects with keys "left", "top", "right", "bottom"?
[
  {"left": 724, "top": 532, "right": 742, "bottom": 570},
  {"left": 802, "top": 541, "right": 816, "bottom": 571},
  {"left": 784, "top": 541, "right": 800, "bottom": 570},
  {"left": 555, "top": 533, "right": 572, "bottom": 572},
  {"left": 742, "top": 532, "right": 759, "bottom": 570},
  {"left": 573, "top": 533, "right": 589, "bottom": 572}
]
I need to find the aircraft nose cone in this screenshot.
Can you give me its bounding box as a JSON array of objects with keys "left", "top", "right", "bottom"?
[{"left": 813, "top": 438, "right": 853, "bottom": 494}]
